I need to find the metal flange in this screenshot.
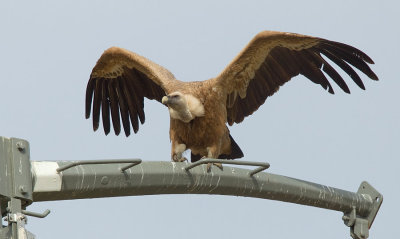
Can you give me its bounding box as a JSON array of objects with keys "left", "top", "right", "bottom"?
[{"left": 342, "top": 181, "right": 383, "bottom": 239}]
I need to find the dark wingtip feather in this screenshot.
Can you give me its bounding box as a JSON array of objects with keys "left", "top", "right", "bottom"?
[
  {"left": 115, "top": 79, "right": 131, "bottom": 137},
  {"left": 102, "top": 112, "right": 110, "bottom": 135},
  {"left": 92, "top": 78, "right": 103, "bottom": 132},
  {"left": 321, "top": 61, "right": 351, "bottom": 94},
  {"left": 318, "top": 47, "right": 368, "bottom": 91},
  {"left": 121, "top": 78, "right": 140, "bottom": 134},
  {"left": 370, "top": 71, "right": 379, "bottom": 81},
  {"left": 319, "top": 42, "right": 378, "bottom": 82},
  {"left": 112, "top": 115, "right": 121, "bottom": 135},
  {"left": 133, "top": 127, "right": 139, "bottom": 134},
  {"left": 324, "top": 40, "right": 375, "bottom": 64},
  {"left": 101, "top": 80, "right": 111, "bottom": 135},
  {"left": 102, "top": 123, "right": 111, "bottom": 135},
  {"left": 93, "top": 121, "right": 99, "bottom": 131},
  {"left": 85, "top": 77, "right": 95, "bottom": 119},
  {"left": 139, "top": 110, "right": 145, "bottom": 124},
  {"left": 328, "top": 86, "right": 335, "bottom": 94},
  {"left": 107, "top": 80, "right": 121, "bottom": 136}
]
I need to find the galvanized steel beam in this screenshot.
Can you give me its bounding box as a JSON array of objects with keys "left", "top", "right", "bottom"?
[
  {"left": 0, "top": 136, "right": 383, "bottom": 239},
  {"left": 33, "top": 160, "right": 373, "bottom": 215}
]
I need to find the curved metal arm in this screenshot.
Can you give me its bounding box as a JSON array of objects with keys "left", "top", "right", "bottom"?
[
  {"left": 184, "top": 158, "right": 270, "bottom": 176},
  {"left": 33, "top": 160, "right": 382, "bottom": 239},
  {"left": 56, "top": 159, "right": 142, "bottom": 173}
]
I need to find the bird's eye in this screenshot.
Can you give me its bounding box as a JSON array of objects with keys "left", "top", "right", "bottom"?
[{"left": 173, "top": 95, "right": 179, "bottom": 98}]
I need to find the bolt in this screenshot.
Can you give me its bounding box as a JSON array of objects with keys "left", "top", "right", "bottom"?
[
  {"left": 19, "top": 185, "right": 27, "bottom": 194},
  {"left": 342, "top": 215, "right": 355, "bottom": 227},
  {"left": 101, "top": 176, "right": 109, "bottom": 185},
  {"left": 16, "top": 142, "right": 25, "bottom": 152}
]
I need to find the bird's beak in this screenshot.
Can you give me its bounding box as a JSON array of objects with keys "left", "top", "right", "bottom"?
[{"left": 162, "top": 96, "right": 169, "bottom": 105}]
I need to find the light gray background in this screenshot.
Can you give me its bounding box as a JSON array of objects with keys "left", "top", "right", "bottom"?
[{"left": 1, "top": 1, "right": 398, "bottom": 238}]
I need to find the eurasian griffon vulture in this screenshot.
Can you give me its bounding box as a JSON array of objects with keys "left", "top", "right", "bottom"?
[{"left": 85, "top": 31, "right": 378, "bottom": 169}]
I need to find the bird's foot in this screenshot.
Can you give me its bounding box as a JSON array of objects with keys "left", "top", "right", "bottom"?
[
  {"left": 172, "top": 155, "right": 187, "bottom": 162},
  {"left": 206, "top": 162, "right": 223, "bottom": 172},
  {"left": 178, "top": 157, "right": 188, "bottom": 162}
]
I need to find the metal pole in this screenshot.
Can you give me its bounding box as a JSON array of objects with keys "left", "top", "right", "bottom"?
[{"left": 0, "top": 137, "right": 36, "bottom": 239}]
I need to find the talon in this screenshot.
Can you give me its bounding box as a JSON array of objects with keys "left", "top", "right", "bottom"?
[
  {"left": 206, "top": 162, "right": 223, "bottom": 172},
  {"left": 172, "top": 154, "right": 187, "bottom": 162},
  {"left": 172, "top": 155, "right": 179, "bottom": 162},
  {"left": 214, "top": 163, "right": 223, "bottom": 170}
]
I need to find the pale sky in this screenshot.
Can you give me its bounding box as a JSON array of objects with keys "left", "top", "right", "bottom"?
[{"left": 1, "top": 1, "right": 398, "bottom": 238}]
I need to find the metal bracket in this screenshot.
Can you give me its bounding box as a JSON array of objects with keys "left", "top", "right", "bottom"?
[
  {"left": 21, "top": 209, "right": 50, "bottom": 219},
  {"left": 2, "top": 211, "right": 35, "bottom": 239},
  {"left": 5, "top": 212, "right": 26, "bottom": 224},
  {"left": 343, "top": 207, "right": 370, "bottom": 239},
  {"left": 357, "top": 181, "right": 383, "bottom": 228},
  {"left": 342, "top": 181, "right": 383, "bottom": 239},
  {"left": 56, "top": 159, "right": 142, "bottom": 173},
  {"left": 184, "top": 158, "right": 270, "bottom": 176},
  {"left": 6, "top": 208, "right": 50, "bottom": 219},
  {"left": 0, "top": 138, "right": 33, "bottom": 204}
]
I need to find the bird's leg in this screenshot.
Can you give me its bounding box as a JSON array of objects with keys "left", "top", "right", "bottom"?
[
  {"left": 207, "top": 162, "right": 223, "bottom": 171},
  {"left": 172, "top": 143, "right": 187, "bottom": 162},
  {"left": 205, "top": 146, "right": 223, "bottom": 172}
]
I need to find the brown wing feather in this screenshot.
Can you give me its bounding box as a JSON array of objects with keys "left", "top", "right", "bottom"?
[
  {"left": 85, "top": 47, "right": 179, "bottom": 136},
  {"left": 212, "top": 31, "right": 378, "bottom": 125}
]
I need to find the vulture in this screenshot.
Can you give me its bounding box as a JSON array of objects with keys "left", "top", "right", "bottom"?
[{"left": 85, "top": 31, "right": 378, "bottom": 169}]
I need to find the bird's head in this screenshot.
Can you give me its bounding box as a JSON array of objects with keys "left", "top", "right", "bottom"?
[
  {"left": 162, "top": 92, "right": 205, "bottom": 122},
  {"left": 162, "top": 92, "right": 186, "bottom": 110}
]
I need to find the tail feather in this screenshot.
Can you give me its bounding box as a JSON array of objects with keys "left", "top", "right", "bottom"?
[
  {"left": 219, "top": 134, "right": 244, "bottom": 159},
  {"left": 190, "top": 152, "right": 202, "bottom": 162},
  {"left": 190, "top": 134, "right": 244, "bottom": 162}
]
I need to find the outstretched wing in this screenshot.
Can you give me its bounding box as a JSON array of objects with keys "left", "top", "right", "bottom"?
[
  {"left": 85, "top": 47, "right": 179, "bottom": 136},
  {"left": 213, "top": 31, "right": 378, "bottom": 125}
]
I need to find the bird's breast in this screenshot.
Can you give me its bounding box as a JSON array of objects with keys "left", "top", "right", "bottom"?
[{"left": 170, "top": 111, "right": 226, "bottom": 149}]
